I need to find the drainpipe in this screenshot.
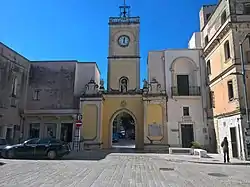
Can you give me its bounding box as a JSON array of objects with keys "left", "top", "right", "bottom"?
[
  {"left": 237, "top": 117, "right": 243, "bottom": 160},
  {"left": 161, "top": 51, "right": 167, "bottom": 144}
]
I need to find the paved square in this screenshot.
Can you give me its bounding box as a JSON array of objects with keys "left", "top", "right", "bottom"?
[{"left": 0, "top": 153, "right": 250, "bottom": 187}]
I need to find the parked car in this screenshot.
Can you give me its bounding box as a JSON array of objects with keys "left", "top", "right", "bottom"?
[
  {"left": 0, "top": 138, "right": 8, "bottom": 157},
  {"left": 1, "top": 138, "right": 70, "bottom": 159},
  {"left": 112, "top": 133, "right": 119, "bottom": 143},
  {"left": 118, "top": 131, "right": 125, "bottom": 139}
]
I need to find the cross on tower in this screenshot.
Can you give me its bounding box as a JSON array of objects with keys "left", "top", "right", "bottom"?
[{"left": 119, "top": 0, "right": 130, "bottom": 18}]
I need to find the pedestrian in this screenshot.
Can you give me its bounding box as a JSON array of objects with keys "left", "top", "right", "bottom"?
[{"left": 221, "top": 137, "right": 230, "bottom": 163}]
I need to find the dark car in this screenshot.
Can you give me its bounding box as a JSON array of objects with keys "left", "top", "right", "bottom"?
[
  {"left": 0, "top": 138, "right": 8, "bottom": 157},
  {"left": 1, "top": 138, "right": 70, "bottom": 160}
]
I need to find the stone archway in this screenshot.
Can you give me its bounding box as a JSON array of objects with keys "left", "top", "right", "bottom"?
[{"left": 109, "top": 108, "right": 137, "bottom": 149}]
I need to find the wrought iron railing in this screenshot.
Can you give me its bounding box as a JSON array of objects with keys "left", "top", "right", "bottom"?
[{"left": 171, "top": 86, "right": 201, "bottom": 96}]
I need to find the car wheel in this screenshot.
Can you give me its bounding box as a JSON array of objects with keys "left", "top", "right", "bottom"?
[
  {"left": 7, "top": 150, "right": 14, "bottom": 159},
  {"left": 47, "top": 150, "right": 56, "bottom": 159}
]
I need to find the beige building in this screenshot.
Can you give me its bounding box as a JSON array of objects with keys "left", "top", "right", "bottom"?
[
  {"left": 147, "top": 47, "right": 213, "bottom": 150},
  {"left": 0, "top": 43, "right": 100, "bottom": 143},
  {"left": 0, "top": 42, "right": 30, "bottom": 143},
  {"left": 199, "top": 0, "right": 250, "bottom": 160}
]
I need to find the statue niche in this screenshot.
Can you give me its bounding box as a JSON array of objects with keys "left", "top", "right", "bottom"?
[{"left": 119, "top": 77, "right": 128, "bottom": 93}]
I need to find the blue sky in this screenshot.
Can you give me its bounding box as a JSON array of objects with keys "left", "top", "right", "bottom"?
[{"left": 0, "top": 0, "right": 217, "bottom": 86}]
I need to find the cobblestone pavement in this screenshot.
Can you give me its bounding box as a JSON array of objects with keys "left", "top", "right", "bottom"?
[{"left": 0, "top": 153, "right": 250, "bottom": 187}]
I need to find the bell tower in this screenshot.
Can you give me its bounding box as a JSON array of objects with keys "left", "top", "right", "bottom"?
[{"left": 107, "top": 0, "right": 140, "bottom": 92}]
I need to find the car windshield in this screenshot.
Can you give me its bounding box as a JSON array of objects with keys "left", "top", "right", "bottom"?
[{"left": 0, "top": 139, "right": 7, "bottom": 145}]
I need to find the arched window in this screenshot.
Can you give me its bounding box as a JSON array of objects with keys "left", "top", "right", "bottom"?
[{"left": 119, "top": 77, "right": 128, "bottom": 93}]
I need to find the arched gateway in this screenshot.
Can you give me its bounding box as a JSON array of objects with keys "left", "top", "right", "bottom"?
[
  {"left": 78, "top": 2, "right": 168, "bottom": 151},
  {"left": 110, "top": 109, "right": 137, "bottom": 149}
]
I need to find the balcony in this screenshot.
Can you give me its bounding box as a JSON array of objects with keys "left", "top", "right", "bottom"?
[{"left": 171, "top": 86, "right": 201, "bottom": 96}]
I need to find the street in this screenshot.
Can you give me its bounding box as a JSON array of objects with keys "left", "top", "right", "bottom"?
[{"left": 0, "top": 153, "right": 250, "bottom": 187}]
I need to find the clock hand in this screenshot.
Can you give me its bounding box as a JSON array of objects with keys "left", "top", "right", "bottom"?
[{"left": 123, "top": 37, "right": 125, "bottom": 43}]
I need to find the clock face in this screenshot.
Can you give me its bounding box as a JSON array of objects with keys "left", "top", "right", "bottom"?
[{"left": 118, "top": 35, "right": 130, "bottom": 47}]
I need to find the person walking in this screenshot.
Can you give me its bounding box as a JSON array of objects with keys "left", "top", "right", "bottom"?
[{"left": 221, "top": 137, "right": 230, "bottom": 163}]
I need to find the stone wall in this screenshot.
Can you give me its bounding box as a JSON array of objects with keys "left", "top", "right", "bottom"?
[
  {"left": 26, "top": 62, "right": 78, "bottom": 110},
  {"left": 0, "top": 42, "right": 30, "bottom": 141}
]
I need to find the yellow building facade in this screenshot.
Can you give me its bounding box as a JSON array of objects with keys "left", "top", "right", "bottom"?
[{"left": 80, "top": 4, "right": 168, "bottom": 150}]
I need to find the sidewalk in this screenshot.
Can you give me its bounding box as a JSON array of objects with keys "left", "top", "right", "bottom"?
[{"left": 158, "top": 153, "right": 250, "bottom": 165}]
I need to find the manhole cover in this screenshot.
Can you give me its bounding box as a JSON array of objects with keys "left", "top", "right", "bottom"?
[
  {"left": 208, "top": 173, "right": 228, "bottom": 177},
  {"left": 159, "top": 168, "right": 174, "bottom": 171}
]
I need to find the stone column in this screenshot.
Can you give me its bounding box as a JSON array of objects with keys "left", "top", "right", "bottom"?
[
  {"left": 56, "top": 120, "right": 61, "bottom": 140},
  {"left": 143, "top": 100, "right": 148, "bottom": 144},
  {"left": 39, "top": 117, "right": 44, "bottom": 139}
]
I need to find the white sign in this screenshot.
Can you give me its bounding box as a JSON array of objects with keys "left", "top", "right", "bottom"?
[
  {"left": 77, "top": 114, "right": 82, "bottom": 120},
  {"left": 148, "top": 124, "right": 162, "bottom": 136}
]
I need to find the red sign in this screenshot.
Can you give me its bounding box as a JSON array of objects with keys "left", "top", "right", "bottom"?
[{"left": 75, "top": 120, "right": 82, "bottom": 127}]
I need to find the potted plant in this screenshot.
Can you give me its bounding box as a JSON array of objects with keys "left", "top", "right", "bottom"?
[{"left": 190, "top": 141, "right": 202, "bottom": 155}]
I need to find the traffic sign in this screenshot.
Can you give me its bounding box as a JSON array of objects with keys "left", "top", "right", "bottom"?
[
  {"left": 77, "top": 114, "right": 82, "bottom": 120},
  {"left": 75, "top": 120, "right": 82, "bottom": 127}
]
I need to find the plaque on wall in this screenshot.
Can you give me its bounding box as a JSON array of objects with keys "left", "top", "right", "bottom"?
[{"left": 148, "top": 123, "right": 162, "bottom": 137}]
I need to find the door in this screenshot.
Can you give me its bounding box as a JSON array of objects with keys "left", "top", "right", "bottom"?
[
  {"left": 60, "top": 123, "right": 73, "bottom": 142},
  {"left": 34, "top": 138, "right": 50, "bottom": 157},
  {"left": 16, "top": 138, "right": 38, "bottom": 157},
  {"left": 181, "top": 124, "right": 194, "bottom": 148},
  {"left": 230, "top": 127, "right": 238, "bottom": 158},
  {"left": 177, "top": 75, "right": 189, "bottom": 95},
  {"left": 5, "top": 128, "right": 12, "bottom": 144}
]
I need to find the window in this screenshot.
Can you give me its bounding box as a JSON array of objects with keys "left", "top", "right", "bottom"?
[
  {"left": 177, "top": 75, "right": 189, "bottom": 96},
  {"left": 0, "top": 68, "right": 2, "bottom": 83},
  {"left": 227, "top": 80, "right": 234, "bottom": 101},
  {"left": 33, "top": 89, "right": 40, "bottom": 100},
  {"left": 244, "top": 3, "right": 250, "bottom": 14},
  {"left": 206, "top": 13, "right": 211, "bottom": 20},
  {"left": 38, "top": 138, "right": 50, "bottom": 144},
  {"left": 205, "top": 36, "right": 209, "bottom": 46},
  {"left": 207, "top": 60, "right": 211, "bottom": 75},
  {"left": 24, "top": 138, "right": 39, "bottom": 145},
  {"left": 209, "top": 91, "right": 215, "bottom": 108},
  {"left": 29, "top": 123, "right": 40, "bottom": 138},
  {"left": 221, "top": 11, "right": 227, "bottom": 25},
  {"left": 246, "top": 51, "right": 250, "bottom": 63},
  {"left": 224, "top": 41, "right": 231, "bottom": 61},
  {"left": 183, "top": 107, "right": 190, "bottom": 116},
  {"left": 11, "top": 77, "right": 18, "bottom": 97}
]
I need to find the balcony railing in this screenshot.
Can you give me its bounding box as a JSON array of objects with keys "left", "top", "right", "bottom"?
[{"left": 171, "top": 86, "right": 201, "bottom": 96}]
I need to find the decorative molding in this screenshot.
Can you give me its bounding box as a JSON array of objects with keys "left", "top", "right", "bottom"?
[
  {"left": 107, "top": 55, "right": 141, "bottom": 59},
  {"left": 120, "top": 100, "right": 127, "bottom": 107}
]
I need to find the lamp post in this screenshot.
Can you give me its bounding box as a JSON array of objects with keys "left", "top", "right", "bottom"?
[{"left": 231, "top": 33, "right": 250, "bottom": 160}]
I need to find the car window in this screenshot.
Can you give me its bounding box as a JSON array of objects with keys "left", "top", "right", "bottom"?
[
  {"left": 37, "top": 139, "right": 50, "bottom": 144},
  {"left": 0, "top": 139, "right": 7, "bottom": 145},
  {"left": 24, "top": 139, "right": 39, "bottom": 144},
  {"left": 49, "top": 139, "right": 61, "bottom": 144}
]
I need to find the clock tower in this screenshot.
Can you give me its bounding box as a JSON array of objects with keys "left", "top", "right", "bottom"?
[{"left": 107, "top": 1, "right": 140, "bottom": 91}]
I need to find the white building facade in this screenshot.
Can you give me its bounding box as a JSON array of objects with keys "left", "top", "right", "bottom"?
[{"left": 148, "top": 49, "right": 211, "bottom": 149}]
